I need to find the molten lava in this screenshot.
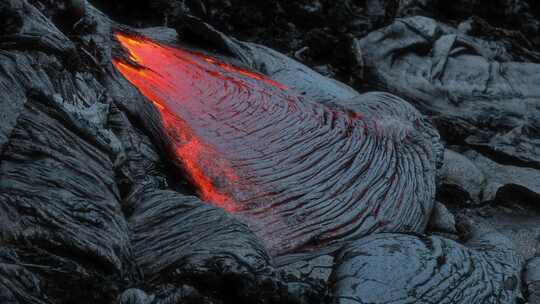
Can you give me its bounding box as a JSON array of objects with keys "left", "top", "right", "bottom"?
[
  {"left": 113, "top": 33, "right": 301, "bottom": 213},
  {"left": 113, "top": 34, "right": 265, "bottom": 212},
  {"left": 113, "top": 32, "right": 437, "bottom": 255}
]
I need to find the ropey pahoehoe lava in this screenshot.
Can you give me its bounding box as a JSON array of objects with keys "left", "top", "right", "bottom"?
[{"left": 113, "top": 32, "right": 441, "bottom": 255}]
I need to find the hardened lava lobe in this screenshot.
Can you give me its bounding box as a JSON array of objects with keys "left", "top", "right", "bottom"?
[{"left": 113, "top": 33, "right": 441, "bottom": 255}]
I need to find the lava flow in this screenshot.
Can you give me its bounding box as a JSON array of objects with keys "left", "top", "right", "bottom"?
[
  {"left": 113, "top": 33, "right": 259, "bottom": 212},
  {"left": 113, "top": 32, "right": 437, "bottom": 254},
  {"left": 113, "top": 32, "right": 294, "bottom": 213}
]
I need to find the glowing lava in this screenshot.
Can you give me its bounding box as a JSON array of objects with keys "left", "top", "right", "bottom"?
[
  {"left": 113, "top": 34, "right": 254, "bottom": 212},
  {"left": 113, "top": 33, "right": 295, "bottom": 213},
  {"left": 113, "top": 32, "right": 437, "bottom": 255}
]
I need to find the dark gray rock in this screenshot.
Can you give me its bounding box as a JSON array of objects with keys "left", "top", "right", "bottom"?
[
  {"left": 117, "top": 286, "right": 214, "bottom": 304},
  {"left": 181, "top": 16, "right": 360, "bottom": 104},
  {"left": 427, "top": 201, "right": 457, "bottom": 234},
  {"left": 277, "top": 254, "right": 333, "bottom": 284},
  {"left": 357, "top": 16, "right": 540, "bottom": 169},
  {"left": 395, "top": 0, "right": 540, "bottom": 47},
  {"left": 457, "top": 205, "right": 540, "bottom": 260},
  {"left": 456, "top": 16, "right": 540, "bottom": 63},
  {"left": 2, "top": 0, "right": 539, "bottom": 303},
  {"left": 0, "top": 93, "right": 132, "bottom": 303},
  {"left": 437, "top": 149, "right": 485, "bottom": 205},
  {"left": 0, "top": 249, "right": 51, "bottom": 304},
  {"left": 463, "top": 150, "right": 540, "bottom": 204},
  {"left": 0, "top": 0, "right": 77, "bottom": 150},
  {"left": 525, "top": 257, "right": 540, "bottom": 304},
  {"left": 0, "top": 1, "right": 333, "bottom": 302},
  {"left": 118, "top": 289, "right": 155, "bottom": 304},
  {"left": 276, "top": 253, "right": 334, "bottom": 302},
  {"left": 396, "top": 0, "right": 437, "bottom": 17},
  {"left": 330, "top": 231, "right": 524, "bottom": 303},
  {"left": 128, "top": 187, "right": 278, "bottom": 301}
]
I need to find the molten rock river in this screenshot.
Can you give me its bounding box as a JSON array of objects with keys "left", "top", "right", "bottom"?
[{"left": 113, "top": 32, "right": 442, "bottom": 256}]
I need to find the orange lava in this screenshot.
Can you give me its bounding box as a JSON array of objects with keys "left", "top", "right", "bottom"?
[
  {"left": 113, "top": 33, "right": 253, "bottom": 212},
  {"left": 111, "top": 32, "right": 406, "bottom": 256},
  {"left": 113, "top": 33, "right": 292, "bottom": 212}
]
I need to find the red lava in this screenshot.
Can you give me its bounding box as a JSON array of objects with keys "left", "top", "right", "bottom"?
[
  {"left": 113, "top": 33, "right": 291, "bottom": 212},
  {"left": 112, "top": 32, "right": 432, "bottom": 255}
]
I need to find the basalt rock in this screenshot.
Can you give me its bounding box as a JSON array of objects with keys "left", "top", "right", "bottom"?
[
  {"left": 330, "top": 231, "right": 524, "bottom": 303},
  {"left": 0, "top": 249, "right": 51, "bottom": 304},
  {"left": 179, "top": 16, "right": 361, "bottom": 105},
  {"left": 0, "top": 93, "right": 131, "bottom": 303},
  {"left": 127, "top": 187, "right": 282, "bottom": 302},
  {"left": 437, "top": 149, "right": 485, "bottom": 205},
  {"left": 357, "top": 16, "right": 540, "bottom": 170},
  {"left": 462, "top": 150, "right": 540, "bottom": 204},
  {"left": 1, "top": 0, "right": 538, "bottom": 303},
  {"left": 118, "top": 287, "right": 215, "bottom": 304},
  {"left": 457, "top": 204, "right": 540, "bottom": 260},
  {"left": 0, "top": 1, "right": 324, "bottom": 302},
  {"left": 427, "top": 201, "right": 457, "bottom": 235},
  {"left": 525, "top": 257, "right": 540, "bottom": 304},
  {"left": 436, "top": 147, "right": 540, "bottom": 207}
]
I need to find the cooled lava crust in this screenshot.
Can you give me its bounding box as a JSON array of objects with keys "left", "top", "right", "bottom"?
[{"left": 113, "top": 33, "right": 441, "bottom": 255}]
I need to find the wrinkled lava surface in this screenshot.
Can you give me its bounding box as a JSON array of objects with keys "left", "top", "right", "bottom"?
[{"left": 113, "top": 33, "right": 436, "bottom": 255}]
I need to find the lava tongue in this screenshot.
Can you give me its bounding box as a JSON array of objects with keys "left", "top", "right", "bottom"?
[{"left": 113, "top": 32, "right": 437, "bottom": 255}]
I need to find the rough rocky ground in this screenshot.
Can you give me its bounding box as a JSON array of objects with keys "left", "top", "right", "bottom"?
[{"left": 1, "top": 0, "right": 540, "bottom": 303}]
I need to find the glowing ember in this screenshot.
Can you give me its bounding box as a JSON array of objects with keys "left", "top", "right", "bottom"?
[{"left": 113, "top": 32, "right": 436, "bottom": 255}]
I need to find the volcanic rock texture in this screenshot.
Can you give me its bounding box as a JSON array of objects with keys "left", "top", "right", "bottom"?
[
  {"left": 1, "top": 0, "right": 540, "bottom": 304},
  {"left": 112, "top": 32, "right": 440, "bottom": 256}
]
